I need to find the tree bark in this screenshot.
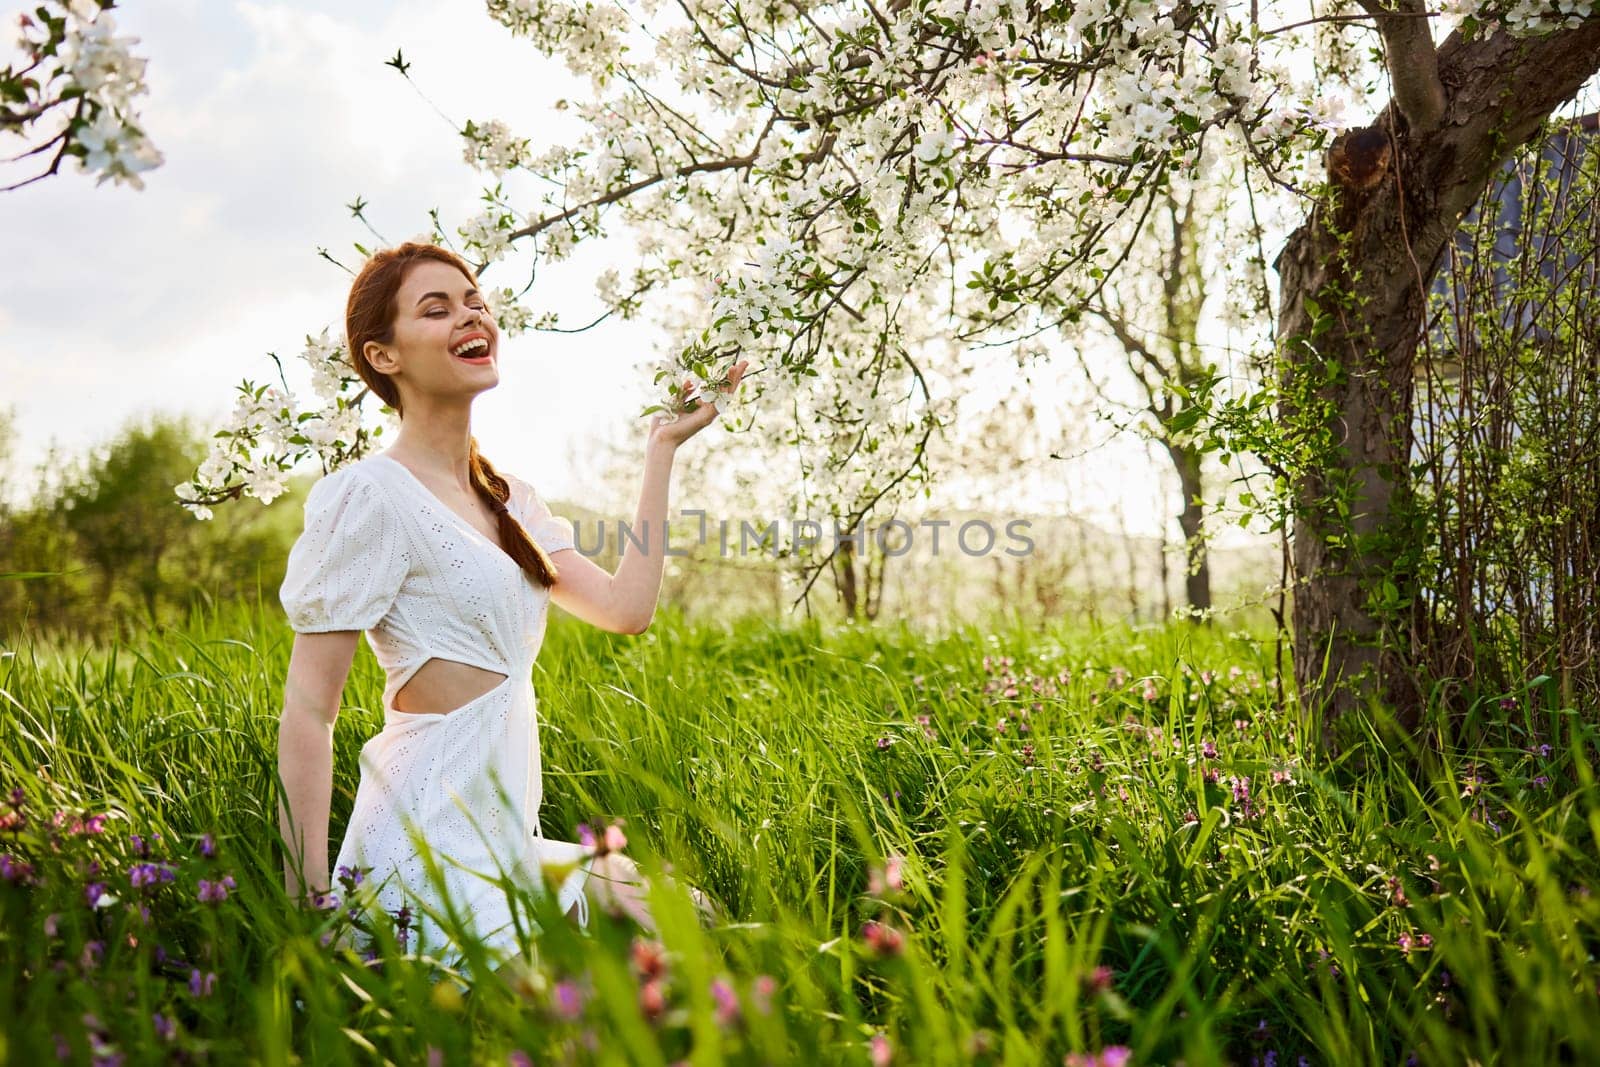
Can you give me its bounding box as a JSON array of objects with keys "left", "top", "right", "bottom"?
[
  {"left": 1166, "top": 441, "right": 1212, "bottom": 619},
  {"left": 834, "top": 534, "right": 859, "bottom": 618},
  {"left": 1275, "top": 22, "right": 1600, "bottom": 747},
  {"left": 864, "top": 543, "right": 886, "bottom": 621}
]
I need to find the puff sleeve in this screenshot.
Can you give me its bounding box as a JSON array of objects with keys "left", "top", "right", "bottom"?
[
  {"left": 507, "top": 473, "right": 576, "bottom": 555},
  {"left": 279, "top": 469, "right": 409, "bottom": 633}
]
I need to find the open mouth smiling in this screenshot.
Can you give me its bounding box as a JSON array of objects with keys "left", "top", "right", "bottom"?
[{"left": 451, "top": 335, "right": 491, "bottom": 361}]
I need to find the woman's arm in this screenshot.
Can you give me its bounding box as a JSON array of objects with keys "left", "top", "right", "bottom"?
[
  {"left": 549, "top": 360, "right": 748, "bottom": 634},
  {"left": 549, "top": 436, "right": 677, "bottom": 634},
  {"left": 277, "top": 630, "right": 359, "bottom": 903}
]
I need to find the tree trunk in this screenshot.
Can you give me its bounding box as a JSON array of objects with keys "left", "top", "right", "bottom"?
[
  {"left": 1275, "top": 23, "right": 1600, "bottom": 747},
  {"left": 1165, "top": 441, "right": 1211, "bottom": 619},
  {"left": 834, "top": 535, "right": 859, "bottom": 619},
  {"left": 864, "top": 541, "right": 886, "bottom": 621}
]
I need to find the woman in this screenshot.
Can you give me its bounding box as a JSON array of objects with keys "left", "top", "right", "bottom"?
[{"left": 276, "top": 241, "right": 744, "bottom": 982}]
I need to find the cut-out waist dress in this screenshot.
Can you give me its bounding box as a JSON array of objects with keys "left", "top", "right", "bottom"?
[{"left": 279, "top": 454, "right": 593, "bottom": 976}]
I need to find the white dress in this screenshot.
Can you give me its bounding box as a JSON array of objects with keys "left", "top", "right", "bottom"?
[{"left": 279, "top": 453, "right": 595, "bottom": 978}]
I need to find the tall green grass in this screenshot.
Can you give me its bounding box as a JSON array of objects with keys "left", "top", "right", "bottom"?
[{"left": 1, "top": 600, "right": 1595, "bottom": 1064}]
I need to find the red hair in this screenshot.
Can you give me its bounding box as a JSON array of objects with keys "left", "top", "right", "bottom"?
[{"left": 346, "top": 242, "right": 558, "bottom": 587}]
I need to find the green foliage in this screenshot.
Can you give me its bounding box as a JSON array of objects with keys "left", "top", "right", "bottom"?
[
  {"left": 1408, "top": 120, "right": 1600, "bottom": 708},
  {"left": 2, "top": 606, "right": 1596, "bottom": 1063},
  {"left": 0, "top": 410, "right": 302, "bottom": 641}
]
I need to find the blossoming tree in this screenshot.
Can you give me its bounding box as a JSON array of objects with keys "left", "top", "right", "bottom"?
[
  {"left": 183, "top": 0, "right": 1600, "bottom": 741},
  {"left": 3, "top": 1, "right": 163, "bottom": 193}
]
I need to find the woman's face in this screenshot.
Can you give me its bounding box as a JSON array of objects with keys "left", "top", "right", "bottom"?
[{"left": 368, "top": 259, "right": 499, "bottom": 404}]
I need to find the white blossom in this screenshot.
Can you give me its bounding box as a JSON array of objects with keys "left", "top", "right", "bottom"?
[
  {"left": 20, "top": 2, "right": 167, "bottom": 189},
  {"left": 299, "top": 327, "right": 354, "bottom": 402},
  {"left": 186, "top": 0, "right": 1600, "bottom": 531},
  {"left": 462, "top": 118, "right": 531, "bottom": 177},
  {"left": 458, "top": 209, "right": 513, "bottom": 262},
  {"left": 485, "top": 286, "right": 534, "bottom": 335}
]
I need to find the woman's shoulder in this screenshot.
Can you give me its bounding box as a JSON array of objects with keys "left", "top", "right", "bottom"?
[
  {"left": 497, "top": 468, "right": 539, "bottom": 506},
  {"left": 302, "top": 457, "right": 392, "bottom": 514}
]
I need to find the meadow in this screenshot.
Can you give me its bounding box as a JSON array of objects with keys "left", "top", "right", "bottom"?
[{"left": 1, "top": 601, "right": 1595, "bottom": 1065}]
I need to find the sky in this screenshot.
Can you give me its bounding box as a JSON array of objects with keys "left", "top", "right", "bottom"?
[
  {"left": 1, "top": 0, "right": 1254, "bottom": 544},
  {"left": 2, "top": 1, "right": 663, "bottom": 502}
]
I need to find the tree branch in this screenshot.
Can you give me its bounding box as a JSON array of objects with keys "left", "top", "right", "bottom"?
[{"left": 1356, "top": 0, "right": 1445, "bottom": 132}]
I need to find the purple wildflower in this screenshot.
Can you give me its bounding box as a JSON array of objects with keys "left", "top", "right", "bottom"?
[
  {"left": 197, "top": 874, "right": 236, "bottom": 904},
  {"left": 552, "top": 979, "right": 586, "bottom": 1021},
  {"left": 130, "top": 863, "right": 175, "bottom": 889},
  {"left": 198, "top": 833, "right": 216, "bottom": 858},
  {"left": 85, "top": 882, "right": 114, "bottom": 909},
  {"left": 1202, "top": 740, "right": 1219, "bottom": 759},
  {"left": 1398, "top": 932, "right": 1432, "bottom": 953},
  {"left": 1, "top": 853, "right": 35, "bottom": 884},
  {"left": 80, "top": 940, "right": 105, "bottom": 970},
  {"left": 710, "top": 976, "right": 740, "bottom": 1027},
  {"left": 188, "top": 969, "right": 217, "bottom": 997},
  {"left": 1229, "top": 776, "right": 1259, "bottom": 819},
  {"left": 152, "top": 1013, "right": 176, "bottom": 1041}
]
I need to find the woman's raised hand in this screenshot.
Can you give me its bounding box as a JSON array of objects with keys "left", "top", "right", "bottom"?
[{"left": 648, "top": 359, "right": 750, "bottom": 449}]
